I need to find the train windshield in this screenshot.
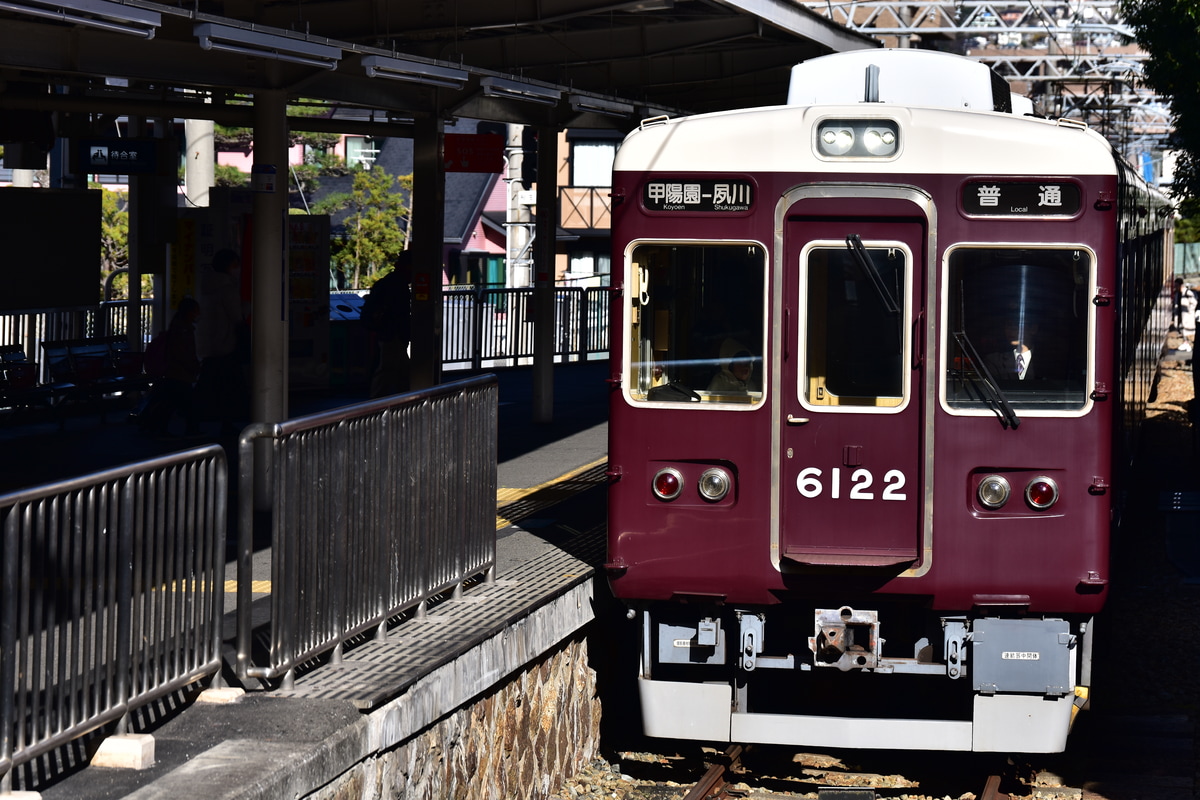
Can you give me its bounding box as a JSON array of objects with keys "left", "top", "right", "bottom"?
[
  {"left": 627, "top": 243, "right": 766, "bottom": 405},
  {"left": 801, "top": 241, "right": 910, "bottom": 409},
  {"left": 945, "top": 247, "right": 1092, "bottom": 413}
]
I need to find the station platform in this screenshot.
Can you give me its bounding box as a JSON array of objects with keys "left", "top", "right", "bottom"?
[{"left": 1, "top": 362, "right": 613, "bottom": 799}]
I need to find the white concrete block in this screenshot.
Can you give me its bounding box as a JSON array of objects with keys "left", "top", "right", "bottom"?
[
  {"left": 90, "top": 733, "right": 155, "bottom": 770},
  {"left": 196, "top": 687, "right": 246, "bottom": 704}
]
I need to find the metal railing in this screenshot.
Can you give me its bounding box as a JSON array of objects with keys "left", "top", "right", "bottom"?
[
  {"left": 0, "top": 301, "right": 155, "bottom": 382},
  {"left": 0, "top": 446, "right": 227, "bottom": 792},
  {"left": 2, "top": 288, "right": 609, "bottom": 378},
  {"left": 442, "top": 286, "right": 611, "bottom": 370},
  {"left": 235, "top": 375, "right": 498, "bottom": 687}
]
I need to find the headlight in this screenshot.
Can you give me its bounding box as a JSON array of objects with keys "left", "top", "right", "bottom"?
[
  {"left": 815, "top": 119, "right": 900, "bottom": 159},
  {"left": 978, "top": 475, "right": 1011, "bottom": 509},
  {"left": 652, "top": 467, "right": 684, "bottom": 501},
  {"left": 862, "top": 127, "right": 897, "bottom": 156},
  {"left": 1025, "top": 476, "right": 1059, "bottom": 510},
  {"left": 697, "top": 467, "right": 731, "bottom": 502},
  {"left": 819, "top": 127, "right": 855, "bottom": 156}
]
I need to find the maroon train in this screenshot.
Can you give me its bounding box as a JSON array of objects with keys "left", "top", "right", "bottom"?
[{"left": 605, "top": 49, "right": 1173, "bottom": 752}]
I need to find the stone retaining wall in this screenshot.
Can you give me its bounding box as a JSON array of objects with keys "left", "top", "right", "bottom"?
[{"left": 309, "top": 635, "right": 600, "bottom": 800}]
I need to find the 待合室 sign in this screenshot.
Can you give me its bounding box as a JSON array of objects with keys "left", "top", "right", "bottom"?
[{"left": 78, "top": 139, "right": 161, "bottom": 175}]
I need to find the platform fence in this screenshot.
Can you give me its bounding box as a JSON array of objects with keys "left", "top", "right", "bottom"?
[
  {"left": 0, "top": 446, "right": 227, "bottom": 792},
  {"left": 235, "top": 375, "right": 498, "bottom": 687},
  {"left": 1, "top": 288, "right": 608, "bottom": 382}
]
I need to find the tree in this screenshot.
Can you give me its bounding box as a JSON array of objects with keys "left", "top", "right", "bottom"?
[
  {"left": 291, "top": 149, "right": 349, "bottom": 206},
  {"left": 1175, "top": 197, "right": 1200, "bottom": 243},
  {"left": 212, "top": 99, "right": 345, "bottom": 198},
  {"left": 94, "top": 185, "right": 153, "bottom": 300},
  {"left": 314, "top": 165, "right": 412, "bottom": 289},
  {"left": 98, "top": 186, "right": 128, "bottom": 275},
  {"left": 214, "top": 164, "right": 249, "bottom": 187},
  {"left": 1123, "top": 0, "right": 1200, "bottom": 199}
]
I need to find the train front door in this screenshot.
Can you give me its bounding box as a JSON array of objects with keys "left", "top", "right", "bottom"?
[{"left": 777, "top": 195, "right": 929, "bottom": 569}]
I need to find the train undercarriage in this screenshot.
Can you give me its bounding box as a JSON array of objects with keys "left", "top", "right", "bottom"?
[{"left": 635, "top": 604, "right": 1093, "bottom": 753}]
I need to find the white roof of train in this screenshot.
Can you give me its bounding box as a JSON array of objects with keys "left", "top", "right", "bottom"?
[
  {"left": 615, "top": 103, "right": 1115, "bottom": 177},
  {"left": 787, "top": 49, "right": 1002, "bottom": 110},
  {"left": 615, "top": 50, "right": 1116, "bottom": 178}
]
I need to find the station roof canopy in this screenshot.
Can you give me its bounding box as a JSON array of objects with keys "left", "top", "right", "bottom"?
[{"left": 0, "top": 0, "right": 877, "bottom": 132}]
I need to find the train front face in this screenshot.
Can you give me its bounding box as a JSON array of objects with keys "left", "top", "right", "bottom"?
[{"left": 606, "top": 101, "right": 1128, "bottom": 753}]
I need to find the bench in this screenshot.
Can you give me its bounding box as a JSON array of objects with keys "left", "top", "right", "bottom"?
[
  {"left": 0, "top": 344, "right": 61, "bottom": 417},
  {"left": 37, "top": 336, "right": 152, "bottom": 422}
]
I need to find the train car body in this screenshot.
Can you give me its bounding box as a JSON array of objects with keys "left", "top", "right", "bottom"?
[{"left": 605, "top": 49, "right": 1172, "bottom": 753}]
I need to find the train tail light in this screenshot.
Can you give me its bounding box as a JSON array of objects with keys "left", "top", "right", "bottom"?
[
  {"left": 652, "top": 467, "right": 684, "bottom": 501},
  {"left": 698, "top": 467, "right": 731, "bottom": 502},
  {"left": 977, "top": 475, "right": 1011, "bottom": 509},
  {"left": 1025, "top": 476, "right": 1060, "bottom": 510}
]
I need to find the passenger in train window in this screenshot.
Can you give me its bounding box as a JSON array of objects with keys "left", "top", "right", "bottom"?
[{"left": 708, "top": 339, "right": 759, "bottom": 392}]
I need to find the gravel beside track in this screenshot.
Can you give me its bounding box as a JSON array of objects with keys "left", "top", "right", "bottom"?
[{"left": 554, "top": 359, "right": 1200, "bottom": 800}]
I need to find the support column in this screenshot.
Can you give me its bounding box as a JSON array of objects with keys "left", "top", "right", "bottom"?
[
  {"left": 532, "top": 123, "right": 559, "bottom": 424},
  {"left": 184, "top": 118, "right": 214, "bottom": 209},
  {"left": 251, "top": 90, "right": 289, "bottom": 507},
  {"left": 505, "top": 124, "right": 533, "bottom": 288},
  {"left": 126, "top": 117, "right": 150, "bottom": 345},
  {"left": 410, "top": 115, "right": 445, "bottom": 390},
  {"left": 175, "top": 118, "right": 215, "bottom": 333},
  {"left": 251, "top": 89, "right": 289, "bottom": 426}
]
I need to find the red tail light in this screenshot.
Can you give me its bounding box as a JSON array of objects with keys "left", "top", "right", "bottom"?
[
  {"left": 1025, "top": 476, "right": 1059, "bottom": 510},
  {"left": 652, "top": 467, "right": 684, "bottom": 501}
]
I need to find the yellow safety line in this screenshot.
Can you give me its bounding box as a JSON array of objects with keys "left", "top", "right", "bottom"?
[
  {"left": 223, "top": 580, "right": 272, "bottom": 594},
  {"left": 224, "top": 457, "right": 607, "bottom": 595},
  {"left": 495, "top": 457, "right": 607, "bottom": 530}
]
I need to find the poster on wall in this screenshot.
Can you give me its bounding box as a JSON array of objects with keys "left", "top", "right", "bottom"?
[
  {"left": 288, "top": 215, "right": 331, "bottom": 389},
  {"left": 0, "top": 188, "right": 100, "bottom": 313}
]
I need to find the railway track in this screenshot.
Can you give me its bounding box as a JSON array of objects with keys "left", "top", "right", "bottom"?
[
  {"left": 550, "top": 369, "right": 1197, "bottom": 800},
  {"left": 552, "top": 710, "right": 1196, "bottom": 800}
]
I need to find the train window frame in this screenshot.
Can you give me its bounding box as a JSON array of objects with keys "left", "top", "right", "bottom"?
[
  {"left": 939, "top": 243, "right": 1097, "bottom": 419},
  {"left": 796, "top": 239, "right": 914, "bottom": 415},
  {"left": 622, "top": 239, "right": 769, "bottom": 410}
]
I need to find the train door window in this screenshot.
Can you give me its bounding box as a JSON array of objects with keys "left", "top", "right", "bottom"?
[
  {"left": 944, "top": 246, "right": 1093, "bottom": 414},
  {"left": 627, "top": 242, "right": 766, "bottom": 406},
  {"left": 800, "top": 241, "right": 911, "bottom": 410}
]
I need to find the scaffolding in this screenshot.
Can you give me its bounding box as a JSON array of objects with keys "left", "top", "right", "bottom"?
[{"left": 801, "top": 1, "right": 1171, "bottom": 174}]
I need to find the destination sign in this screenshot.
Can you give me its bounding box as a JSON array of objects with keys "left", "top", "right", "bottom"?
[
  {"left": 962, "top": 181, "right": 1081, "bottom": 217},
  {"left": 643, "top": 179, "right": 753, "bottom": 213}
]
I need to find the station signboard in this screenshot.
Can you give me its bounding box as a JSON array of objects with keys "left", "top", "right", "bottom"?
[{"left": 77, "top": 138, "right": 163, "bottom": 175}]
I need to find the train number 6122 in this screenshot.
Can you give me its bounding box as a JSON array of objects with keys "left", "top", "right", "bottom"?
[{"left": 795, "top": 467, "right": 908, "bottom": 501}]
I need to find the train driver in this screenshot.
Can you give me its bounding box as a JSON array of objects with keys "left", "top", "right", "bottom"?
[
  {"left": 984, "top": 314, "right": 1039, "bottom": 382},
  {"left": 708, "top": 338, "right": 760, "bottom": 393}
]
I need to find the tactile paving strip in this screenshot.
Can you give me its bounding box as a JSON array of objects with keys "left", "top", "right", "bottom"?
[
  {"left": 278, "top": 521, "right": 605, "bottom": 707},
  {"left": 496, "top": 462, "right": 607, "bottom": 529}
]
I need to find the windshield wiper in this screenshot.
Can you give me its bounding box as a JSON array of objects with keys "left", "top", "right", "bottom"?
[
  {"left": 953, "top": 330, "right": 1020, "bottom": 429},
  {"left": 846, "top": 234, "right": 900, "bottom": 315}
]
